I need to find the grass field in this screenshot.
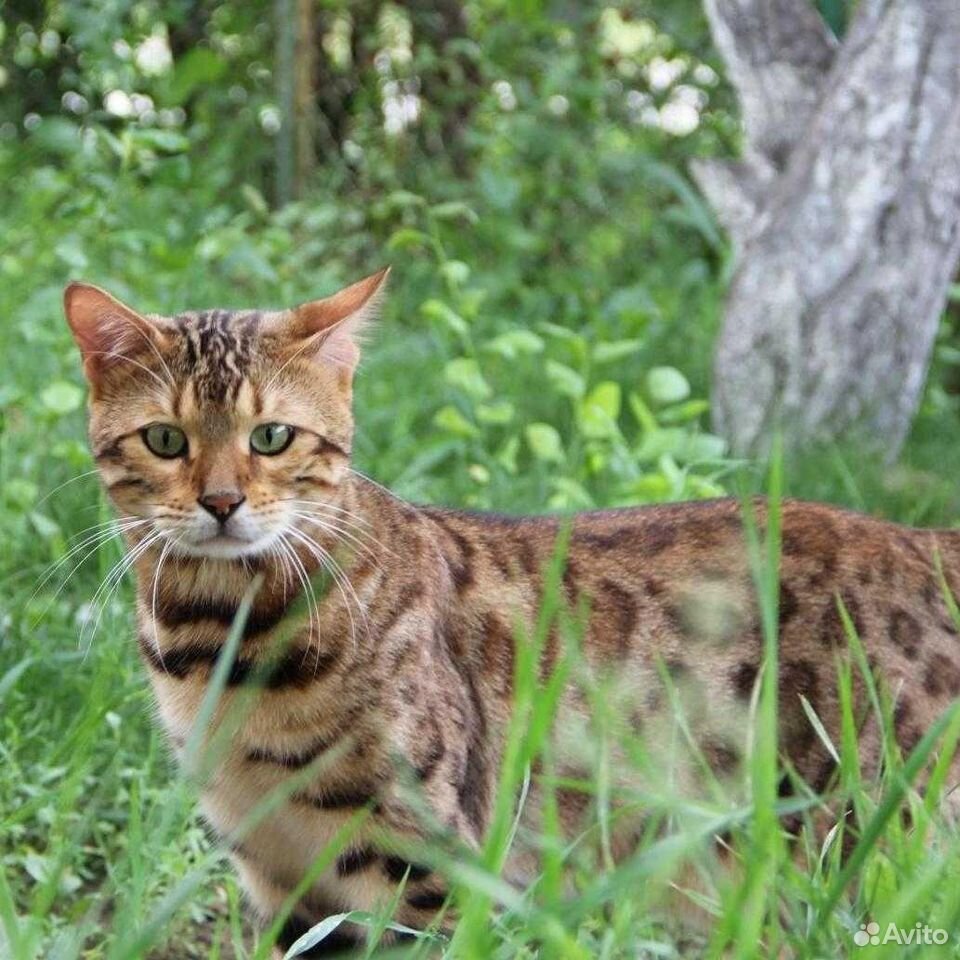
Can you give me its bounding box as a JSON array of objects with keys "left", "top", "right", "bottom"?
[
  {"left": 6, "top": 9, "right": 960, "bottom": 950},
  {"left": 5, "top": 239, "right": 960, "bottom": 958}
]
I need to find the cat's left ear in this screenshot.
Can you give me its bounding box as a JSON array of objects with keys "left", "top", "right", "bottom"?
[{"left": 289, "top": 267, "right": 390, "bottom": 378}]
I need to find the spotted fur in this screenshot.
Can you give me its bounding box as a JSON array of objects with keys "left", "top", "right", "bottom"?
[{"left": 65, "top": 273, "right": 960, "bottom": 954}]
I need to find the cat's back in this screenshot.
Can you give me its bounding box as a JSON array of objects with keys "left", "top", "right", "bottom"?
[
  {"left": 422, "top": 495, "right": 959, "bottom": 601},
  {"left": 425, "top": 497, "right": 960, "bottom": 755}
]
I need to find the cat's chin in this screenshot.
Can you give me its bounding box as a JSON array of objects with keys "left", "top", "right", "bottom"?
[{"left": 172, "top": 532, "right": 278, "bottom": 561}]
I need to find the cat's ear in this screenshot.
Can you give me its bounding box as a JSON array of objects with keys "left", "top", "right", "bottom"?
[
  {"left": 64, "top": 282, "right": 169, "bottom": 382},
  {"left": 289, "top": 267, "right": 390, "bottom": 376}
]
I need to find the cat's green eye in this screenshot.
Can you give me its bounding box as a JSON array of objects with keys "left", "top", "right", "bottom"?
[
  {"left": 250, "top": 423, "right": 294, "bottom": 455},
  {"left": 142, "top": 424, "right": 188, "bottom": 459}
]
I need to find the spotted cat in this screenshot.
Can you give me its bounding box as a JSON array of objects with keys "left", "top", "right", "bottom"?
[{"left": 64, "top": 271, "right": 960, "bottom": 955}]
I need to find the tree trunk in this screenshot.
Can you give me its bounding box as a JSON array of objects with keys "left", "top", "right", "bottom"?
[
  {"left": 293, "top": 0, "right": 316, "bottom": 196},
  {"left": 275, "top": 0, "right": 295, "bottom": 206},
  {"left": 694, "top": 0, "right": 960, "bottom": 460},
  {"left": 275, "top": 0, "right": 315, "bottom": 205}
]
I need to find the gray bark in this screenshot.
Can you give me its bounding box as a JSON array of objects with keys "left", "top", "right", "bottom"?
[{"left": 695, "top": 0, "right": 960, "bottom": 459}]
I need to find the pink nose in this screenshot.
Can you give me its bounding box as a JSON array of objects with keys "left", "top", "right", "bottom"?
[{"left": 199, "top": 490, "right": 246, "bottom": 521}]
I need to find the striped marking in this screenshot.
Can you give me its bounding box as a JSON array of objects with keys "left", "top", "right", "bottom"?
[
  {"left": 137, "top": 632, "right": 337, "bottom": 688},
  {"left": 292, "top": 786, "right": 378, "bottom": 811},
  {"left": 336, "top": 846, "right": 378, "bottom": 877},
  {"left": 383, "top": 856, "right": 431, "bottom": 883},
  {"left": 246, "top": 733, "right": 342, "bottom": 769},
  {"left": 406, "top": 890, "right": 447, "bottom": 911},
  {"left": 156, "top": 594, "right": 290, "bottom": 639}
]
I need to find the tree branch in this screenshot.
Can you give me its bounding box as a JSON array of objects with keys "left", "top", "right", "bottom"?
[{"left": 702, "top": 0, "right": 836, "bottom": 166}]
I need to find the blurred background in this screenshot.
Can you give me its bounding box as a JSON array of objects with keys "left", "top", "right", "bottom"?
[{"left": 3, "top": 0, "right": 960, "bottom": 956}]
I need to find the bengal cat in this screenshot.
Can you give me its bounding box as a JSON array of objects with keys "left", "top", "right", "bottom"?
[{"left": 64, "top": 271, "right": 960, "bottom": 956}]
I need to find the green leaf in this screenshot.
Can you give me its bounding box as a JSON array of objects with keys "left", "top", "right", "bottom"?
[
  {"left": 440, "top": 260, "right": 471, "bottom": 285},
  {"left": 41, "top": 381, "right": 84, "bottom": 415},
  {"left": 658, "top": 399, "right": 710, "bottom": 423},
  {"left": 547, "top": 477, "right": 594, "bottom": 510},
  {"left": 433, "top": 405, "right": 478, "bottom": 438},
  {"left": 28, "top": 511, "right": 62, "bottom": 541},
  {"left": 639, "top": 158, "right": 724, "bottom": 252},
  {"left": 538, "top": 322, "right": 585, "bottom": 345},
  {"left": 476, "top": 400, "right": 515, "bottom": 425},
  {"left": 592, "top": 338, "right": 644, "bottom": 364},
  {"left": 384, "top": 190, "right": 426, "bottom": 210},
  {"left": 444, "top": 358, "right": 492, "bottom": 401},
  {"left": 167, "top": 48, "right": 227, "bottom": 104},
  {"left": 621, "top": 473, "right": 672, "bottom": 502},
  {"left": 628, "top": 391, "right": 659, "bottom": 433},
  {"left": 646, "top": 366, "right": 690, "bottom": 405},
  {"left": 579, "top": 381, "right": 621, "bottom": 439},
  {"left": 496, "top": 436, "right": 520, "bottom": 474},
  {"left": 241, "top": 184, "right": 269, "bottom": 218},
  {"left": 3, "top": 478, "right": 38, "bottom": 511},
  {"left": 484, "top": 330, "right": 545, "bottom": 360},
  {"left": 635, "top": 427, "right": 688, "bottom": 463},
  {"left": 386, "top": 228, "right": 430, "bottom": 251},
  {"left": 0, "top": 658, "right": 34, "bottom": 706},
  {"left": 133, "top": 129, "right": 190, "bottom": 154},
  {"left": 421, "top": 299, "right": 468, "bottom": 336},
  {"left": 679, "top": 433, "right": 727, "bottom": 461},
  {"left": 602, "top": 283, "right": 658, "bottom": 323},
  {"left": 468, "top": 463, "right": 490, "bottom": 484},
  {"left": 545, "top": 361, "right": 585, "bottom": 399},
  {"left": 429, "top": 201, "right": 479, "bottom": 224},
  {"left": 635, "top": 428, "right": 726, "bottom": 463},
  {"left": 54, "top": 237, "right": 88, "bottom": 272},
  {"left": 525, "top": 423, "right": 565, "bottom": 464}
]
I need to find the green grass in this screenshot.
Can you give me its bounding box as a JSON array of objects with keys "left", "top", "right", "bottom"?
[
  {"left": 5, "top": 352, "right": 960, "bottom": 959},
  {"left": 5, "top": 14, "right": 960, "bottom": 950}
]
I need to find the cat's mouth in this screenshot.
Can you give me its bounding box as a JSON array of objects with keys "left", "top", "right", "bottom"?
[{"left": 173, "top": 529, "right": 279, "bottom": 560}]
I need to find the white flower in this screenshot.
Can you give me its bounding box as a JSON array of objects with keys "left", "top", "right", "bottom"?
[
  {"left": 672, "top": 84, "right": 708, "bottom": 109},
  {"left": 135, "top": 35, "right": 172, "bottom": 76},
  {"left": 130, "top": 93, "right": 154, "bottom": 116},
  {"left": 258, "top": 105, "right": 281, "bottom": 135},
  {"left": 693, "top": 63, "right": 719, "bottom": 87},
  {"left": 104, "top": 89, "right": 133, "bottom": 118},
  {"left": 659, "top": 100, "right": 700, "bottom": 136},
  {"left": 493, "top": 80, "right": 516, "bottom": 111},
  {"left": 646, "top": 55, "right": 685, "bottom": 92},
  {"left": 61, "top": 91, "right": 89, "bottom": 114}
]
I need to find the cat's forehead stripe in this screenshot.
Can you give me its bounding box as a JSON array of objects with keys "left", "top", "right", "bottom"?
[{"left": 173, "top": 309, "right": 262, "bottom": 403}]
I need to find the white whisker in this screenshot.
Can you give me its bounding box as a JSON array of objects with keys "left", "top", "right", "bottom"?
[
  {"left": 36, "top": 469, "right": 102, "bottom": 507},
  {"left": 285, "top": 525, "right": 370, "bottom": 653},
  {"left": 276, "top": 533, "right": 322, "bottom": 669},
  {"left": 31, "top": 517, "right": 151, "bottom": 604},
  {"left": 291, "top": 512, "right": 384, "bottom": 569},
  {"left": 81, "top": 531, "right": 165, "bottom": 654},
  {"left": 348, "top": 468, "right": 405, "bottom": 506},
  {"left": 151, "top": 536, "right": 175, "bottom": 674},
  {"left": 278, "top": 498, "right": 378, "bottom": 532}
]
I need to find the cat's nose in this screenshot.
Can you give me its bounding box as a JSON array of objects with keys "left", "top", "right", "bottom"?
[{"left": 198, "top": 490, "right": 246, "bottom": 521}]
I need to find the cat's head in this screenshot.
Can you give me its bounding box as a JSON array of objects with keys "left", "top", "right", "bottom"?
[{"left": 64, "top": 270, "right": 388, "bottom": 560}]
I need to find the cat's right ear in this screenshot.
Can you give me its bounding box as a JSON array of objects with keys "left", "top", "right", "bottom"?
[{"left": 64, "top": 282, "right": 168, "bottom": 383}]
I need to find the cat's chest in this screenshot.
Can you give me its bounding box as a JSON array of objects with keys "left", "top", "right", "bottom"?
[{"left": 194, "top": 749, "right": 399, "bottom": 915}]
